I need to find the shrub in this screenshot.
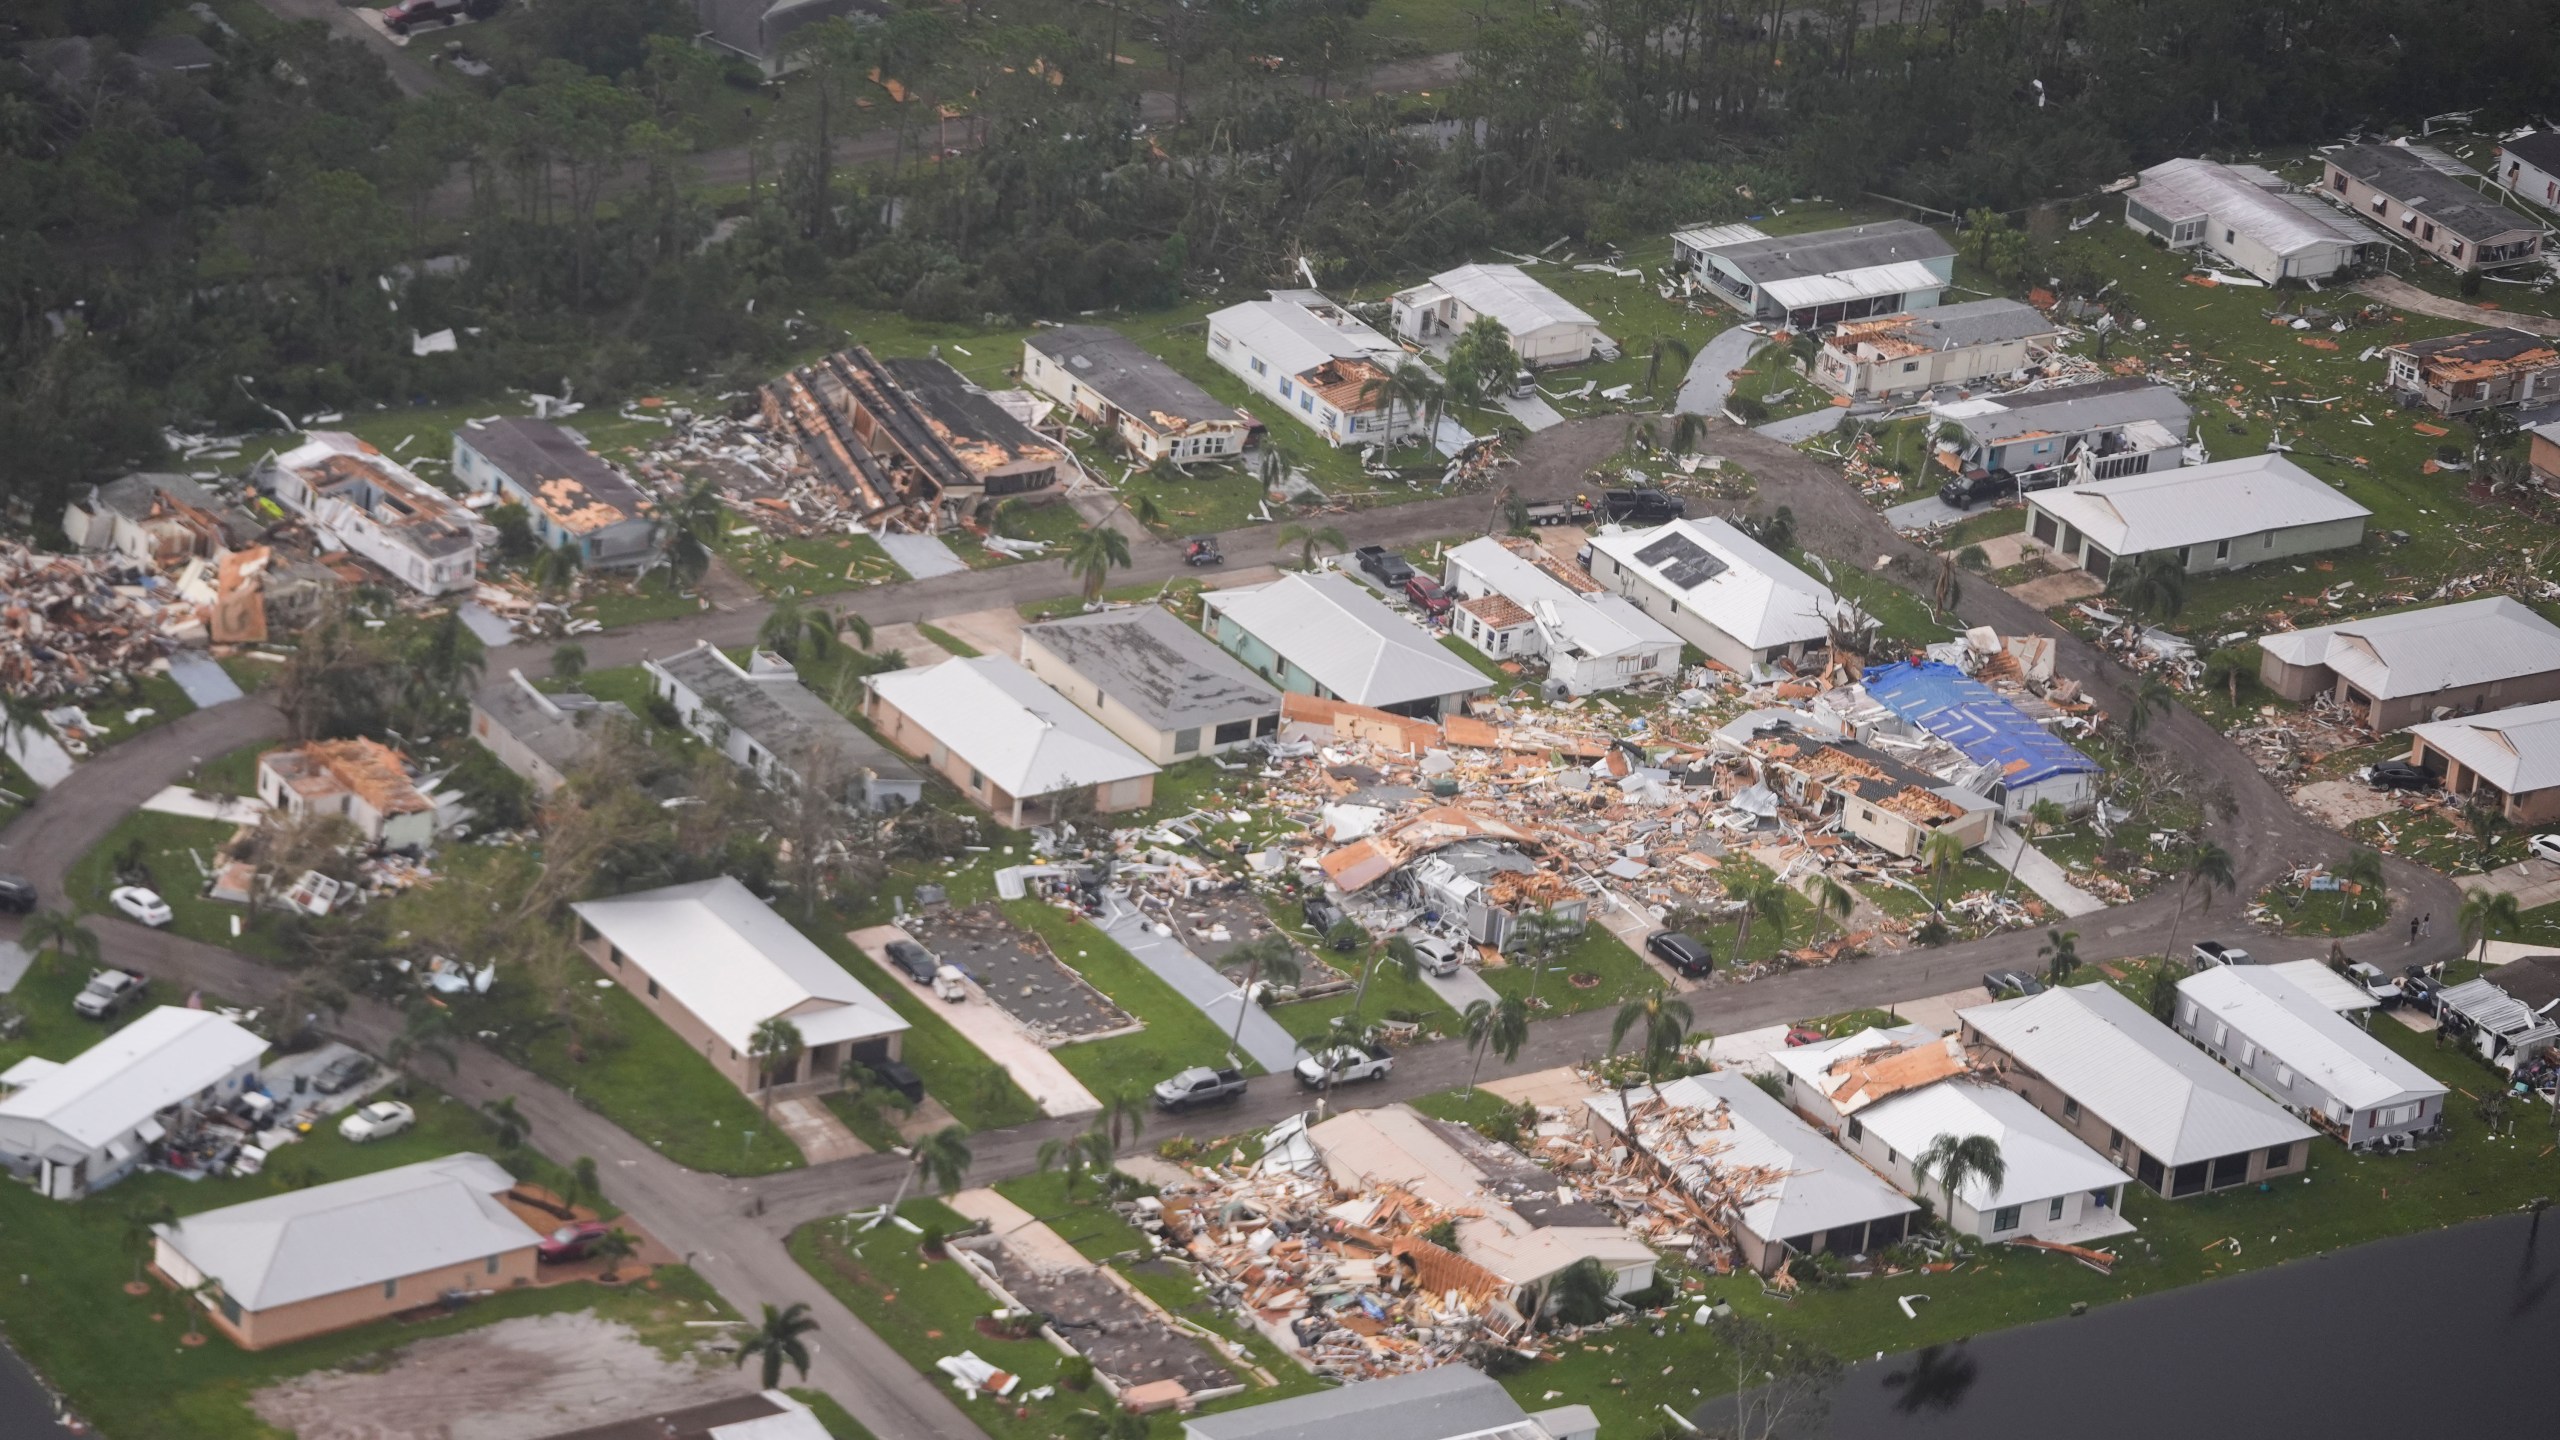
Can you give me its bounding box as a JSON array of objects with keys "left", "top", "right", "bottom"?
[{"left": 1056, "top": 1355, "right": 1096, "bottom": 1391}]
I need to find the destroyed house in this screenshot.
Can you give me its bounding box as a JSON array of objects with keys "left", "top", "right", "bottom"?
[
  {"left": 2433, "top": 977, "right": 2560, "bottom": 1071},
  {"left": 0, "top": 1007, "right": 266, "bottom": 1201},
  {"left": 1390, "top": 264, "right": 1609, "bottom": 369},
  {"left": 2381, "top": 328, "right": 2560, "bottom": 416},
  {"left": 1773, "top": 1026, "right": 2133, "bottom": 1245},
  {"left": 63, "top": 474, "right": 257, "bottom": 570},
  {"left": 1401, "top": 839, "right": 1587, "bottom": 951},
  {"left": 451, "top": 418, "right": 658, "bottom": 568},
  {"left": 2256, "top": 597, "right": 2560, "bottom": 731},
  {"left": 1585, "top": 1071, "right": 1916, "bottom": 1276},
  {"left": 1741, "top": 730, "right": 1995, "bottom": 858},
  {"left": 2407, "top": 698, "right": 2560, "bottom": 825},
  {"left": 1021, "top": 326, "right": 1253, "bottom": 466},
  {"left": 1183, "top": 1362, "right": 1599, "bottom": 1440},
  {"left": 1961, "top": 984, "right": 2315, "bottom": 1199},
  {"left": 1441, "top": 536, "right": 1680, "bottom": 695},
  {"left": 2175, "top": 966, "right": 2446, "bottom": 1151},
  {"left": 257, "top": 432, "right": 485, "bottom": 596},
  {"left": 256, "top": 739, "right": 437, "bottom": 852},
  {"left": 1812, "top": 299, "right": 2060, "bottom": 401},
  {"left": 646, "top": 641, "right": 923, "bottom": 812},
  {"left": 762, "top": 347, "right": 1062, "bottom": 529},
  {"left": 2120, "top": 157, "right": 2377, "bottom": 284},
  {"left": 2025, "top": 452, "right": 2371, "bottom": 578},
  {"left": 1856, "top": 660, "right": 2097, "bottom": 817},
  {"left": 2323, "top": 143, "right": 2543, "bottom": 272},
  {"left": 470, "top": 669, "right": 634, "bottom": 797},
  {"left": 1936, "top": 378, "right": 2192, "bottom": 490},
  {"left": 1017, "top": 605, "right": 1283, "bottom": 765},
  {"left": 1580, "top": 517, "right": 1836, "bottom": 674},
  {"left": 1205, "top": 292, "right": 1417, "bottom": 447},
  {"left": 1680, "top": 220, "right": 1954, "bottom": 330}
]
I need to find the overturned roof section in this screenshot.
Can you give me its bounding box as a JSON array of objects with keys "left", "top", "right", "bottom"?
[
  {"left": 866, "top": 655, "right": 1159, "bottom": 798},
  {"left": 1770, "top": 1023, "right": 1966, "bottom": 1115},
  {"left": 0, "top": 1007, "right": 266, "bottom": 1149},
  {"left": 2331, "top": 143, "right": 2541, "bottom": 242},
  {"left": 571, "top": 876, "right": 908, "bottom": 1052},
  {"left": 2029, "top": 452, "right": 2370, "bottom": 557},
  {"left": 2178, "top": 966, "right": 2446, "bottom": 1113},
  {"left": 762, "top": 347, "right": 1061, "bottom": 520},
  {"left": 1025, "top": 325, "right": 1238, "bottom": 429},
  {"left": 1859, "top": 660, "right": 2097, "bottom": 790},
  {"left": 1588, "top": 1070, "right": 1916, "bottom": 1244},
  {"left": 2257, "top": 597, "right": 2560, "bottom": 701},
  {"left": 1200, "top": 572, "right": 1490, "bottom": 710},
  {"left": 2384, "top": 327, "right": 2560, "bottom": 377},
  {"left": 1022, "top": 605, "right": 1281, "bottom": 733},
  {"left": 2128, "top": 157, "right": 2374, "bottom": 254},
  {"left": 461, "top": 419, "right": 653, "bottom": 536},
  {"left": 2411, "top": 697, "right": 2560, "bottom": 796},
  {"left": 1585, "top": 517, "right": 1835, "bottom": 653}
]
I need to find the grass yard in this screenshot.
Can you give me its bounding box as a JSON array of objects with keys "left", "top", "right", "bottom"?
[
  {"left": 803, "top": 920, "right": 1042, "bottom": 1132},
  {"left": 1266, "top": 954, "right": 1461, "bottom": 1043},
  {"left": 571, "top": 572, "right": 712, "bottom": 629},
  {"left": 64, "top": 811, "right": 271, "bottom": 957},
  {"left": 1437, "top": 633, "right": 1530, "bottom": 694},
  {"left": 2250, "top": 882, "right": 2391, "bottom": 937},
  {"left": 505, "top": 982, "right": 807, "bottom": 1176},
  {"left": 991, "top": 1170, "right": 1153, "bottom": 1260},
  {"left": 790, "top": 1390, "right": 881, "bottom": 1440},
  {"left": 1000, "top": 898, "right": 1256, "bottom": 1096},
  {"left": 915, "top": 623, "right": 982, "bottom": 658},
  {"left": 1481, "top": 923, "right": 1663, "bottom": 1018},
  {"left": 719, "top": 529, "right": 903, "bottom": 598}
]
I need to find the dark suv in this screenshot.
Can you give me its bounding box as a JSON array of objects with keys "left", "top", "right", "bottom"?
[
  {"left": 885, "top": 940, "right": 940, "bottom": 984},
  {"left": 1646, "top": 931, "right": 1713, "bottom": 978},
  {"left": 0, "top": 876, "right": 35, "bottom": 914},
  {"left": 1602, "top": 490, "right": 1686, "bottom": 524}
]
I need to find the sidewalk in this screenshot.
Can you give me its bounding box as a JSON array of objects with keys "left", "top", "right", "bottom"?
[
  {"left": 1098, "top": 894, "right": 1301, "bottom": 1071},
  {"left": 1981, "top": 824, "right": 2108, "bottom": 918}
]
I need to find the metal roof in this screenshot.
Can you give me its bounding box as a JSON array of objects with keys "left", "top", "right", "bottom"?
[
  {"left": 2178, "top": 967, "right": 2446, "bottom": 1112},
  {"left": 866, "top": 655, "right": 1159, "bottom": 797},
  {"left": 2330, "top": 143, "right": 2541, "bottom": 243},
  {"left": 2127, "top": 157, "right": 2374, "bottom": 254},
  {"left": 1761, "top": 259, "right": 1952, "bottom": 312},
  {"left": 1183, "top": 1365, "right": 1534, "bottom": 1440},
  {"left": 1858, "top": 661, "right": 2098, "bottom": 789},
  {"left": 1945, "top": 378, "right": 2193, "bottom": 448},
  {"left": 1697, "top": 220, "right": 1954, "bottom": 285},
  {"left": 2436, "top": 977, "right": 2560, "bottom": 1045},
  {"left": 1021, "top": 606, "right": 1281, "bottom": 732},
  {"left": 1200, "top": 572, "right": 1490, "bottom": 709},
  {"left": 1827, "top": 298, "right": 2059, "bottom": 356},
  {"left": 1446, "top": 537, "right": 1680, "bottom": 663},
  {"left": 1399, "top": 264, "right": 1598, "bottom": 337},
  {"left": 2257, "top": 597, "right": 2560, "bottom": 702},
  {"left": 472, "top": 670, "right": 631, "bottom": 777},
  {"left": 2410, "top": 698, "right": 2560, "bottom": 796},
  {"left": 1671, "top": 222, "right": 1770, "bottom": 252},
  {"left": 1025, "top": 325, "right": 1236, "bottom": 427},
  {"left": 1589, "top": 1071, "right": 1917, "bottom": 1244},
  {"left": 0, "top": 1007, "right": 265, "bottom": 1149},
  {"left": 652, "top": 642, "right": 920, "bottom": 789},
  {"left": 458, "top": 418, "right": 652, "bottom": 534},
  {"left": 2267, "top": 959, "right": 2379, "bottom": 1014},
  {"left": 1207, "top": 295, "right": 1401, "bottom": 381},
  {"left": 2026, "top": 452, "right": 2370, "bottom": 557},
  {"left": 1853, "top": 1078, "right": 2129, "bottom": 1212},
  {"left": 1585, "top": 517, "right": 1835, "bottom": 652},
  {"left": 570, "top": 877, "right": 908, "bottom": 1051},
  {"left": 154, "top": 1153, "right": 540, "bottom": 1311},
  {"left": 1961, "top": 985, "right": 2316, "bottom": 1166}
]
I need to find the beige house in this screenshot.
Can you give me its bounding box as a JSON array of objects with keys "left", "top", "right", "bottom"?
[
  {"left": 867, "top": 655, "right": 1159, "bottom": 824},
  {"left": 1021, "top": 327, "right": 1254, "bottom": 467},
  {"left": 151, "top": 1154, "right": 542, "bottom": 1349},
  {"left": 469, "top": 670, "right": 633, "bottom": 797},
  {"left": 1813, "top": 299, "right": 2058, "bottom": 401},
  {"left": 2025, "top": 453, "right": 2369, "bottom": 578},
  {"left": 2323, "top": 143, "right": 2544, "bottom": 272},
  {"left": 256, "top": 739, "right": 437, "bottom": 852},
  {"left": 2257, "top": 598, "right": 2560, "bottom": 731},
  {"left": 2382, "top": 328, "right": 2560, "bottom": 416},
  {"left": 2407, "top": 699, "right": 2560, "bottom": 825},
  {"left": 1018, "top": 607, "right": 1282, "bottom": 765}
]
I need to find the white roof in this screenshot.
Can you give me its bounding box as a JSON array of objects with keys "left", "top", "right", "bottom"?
[
  {"left": 1588, "top": 1071, "right": 1916, "bottom": 1243},
  {"left": 155, "top": 1153, "right": 538, "bottom": 1311},
  {"left": 2267, "top": 958, "right": 2378, "bottom": 1014},
  {"left": 866, "top": 655, "right": 1158, "bottom": 798},
  {"left": 715, "top": 1393, "right": 836, "bottom": 1440},
  {"left": 1585, "top": 517, "right": 1836, "bottom": 651},
  {"left": 2178, "top": 966, "right": 2446, "bottom": 1111},
  {"left": 1854, "top": 1080, "right": 2128, "bottom": 1212},
  {"left": 2027, "top": 453, "right": 2370, "bottom": 557},
  {"left": 2257, "top": 598, "right": 2560, "bottom": 702},
  {"left": 1760, "top": 259, "right": 1951, "bottom": 312},
  {"left": 1402, "top": 264, "right": 1598, "bottom": 338},
  {"left": 1201, "top": 572, "right": 1491, "bottom": 709},
  {"left": 1208, "top": 295, "right": 1400, "bottom": 380},
  {"left": 2411, "top": 698, "right": 2560, "bottom": 796},
  {"left": 0, "top": 1007, "right": 265, "bottom": 1149},
  {"left": 1767, "top": 1022, "right": 1942, "bottom": 1102},
  {"left": 1672, "top": 222, "right": 1770, "bottom": 251},
  {"left": 2129, "top": 157, "right": 2374, "bottom": 254},
  {"left": 1446, "top": 537, "right": 1680, "bottom": 662},
  {"left": 570, "top": 877, "right": 908, "bottom": 1052},
  {"left": 1961, "top": 984, "right": 2315, "bottom": 1166}
]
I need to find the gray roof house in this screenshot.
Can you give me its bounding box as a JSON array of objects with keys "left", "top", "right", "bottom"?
[
  {"left": 1021, "top": 326, "right": 1253, "bottom": 468},
  {"left": 1199, "top": 572, "right": 1490, "bottom": 719},
  {"left": 1813, "top": 298, "right": 2061, "bottom": 401},
  {"left": 646, "top": 641, "right": 923, "bottom": 811},
  {"left": 1184, "top": 1363, "right": 1598, "bottom": 1440},
  {"left": 1961, "top": 983, "right": 2317, "bottom": 1199},
  {"left": 1017, "top": 606, "right": 1284, "bottom": 765},
  {"left": 2323, "top": 143, "right": 2544, "bottom": 271},
  {"left": 470, "top": 669, "right": 636, "bottom": 796},
  {"left": 2121, "top": 157, "right": 2377, "bottom": 283},
  {"left": 1680, "top": 220, "right": 1955, "bottom": 330},
  {"left": 2025, "top": 452, "right": 2370, "bottom": 578},
  {"left": 694, "top": 0, "right": 889, "bottom": 74},
  {"left": 2256, "top": 597, "right": 2560, "bottom": 731},
  {"left": 451, "top": 418, "right": 659, "bottom": 569},
  {"left": 2408, "top": 697, "right": 2560, "bottom": 825},
  {"left": 61, "top": 473, "right": 259, "bottom": 569},
  {"left": 1937, "top": 378, "right": 2193, "bottom": 489},
  {"left": 2175, "top": 965, "right": 2447, "bottom": 1151}
]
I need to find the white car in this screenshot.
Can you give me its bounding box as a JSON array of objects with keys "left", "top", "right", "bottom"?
[
  {"left": 109, "top": 886, "right": 172, "bottom": 927},
  {"left": 2531, "top": 834, "right": 2560, "bottom": 866},
  {"left": 338, "top": 1100, "right": 415, "bottom": 1143},
  {"left": 1402, "top": 933, "right": 1468, "bottom": 977}
]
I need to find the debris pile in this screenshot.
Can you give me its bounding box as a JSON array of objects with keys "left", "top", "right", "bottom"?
[{"left": 0, "top": 542, "right": 175, "bottom": 702}]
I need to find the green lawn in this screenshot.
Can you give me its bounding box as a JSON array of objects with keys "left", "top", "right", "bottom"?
[
  {"left": 719, "top": 529, "right": 903, "bottom": 598},
  {"left": 1437, "top": 633, "right": 1528, "bottom": 693},
  {"left": 186, "top": 741, "right": 269, "bottom": 799},
  {"left": 991, "top": 1170, "right": 1153, "bottom": 1260},
  {"left": 572, "top": 572, "right": 712, "bottom": 629},
  {"left": 507, "top": 982, "right": 808, "bottom": 1176},
  {"left": 791, "top": 1389, "right": 882, "bottom": 1440},
  {"left": 64, "top": 811, "right": 270, "bottom": 957},
  {"left": 1481, "top": 923, "right": 1663, "bottom": 1018},
  {"left": 1000, "top": 899, "right": 1257, "bottom": 1096},
  {"left": 803, "top": 921, "right": 1042, "bottom": 1132},
  {"left": 2250, "top": 883, "right": 2391, "bottom": 938},
  {"left": 1267, "top": 953, "right": 1461, "bottom": 1043},
  {"left": 915, "top": 623, "right": 982, "bottom": 659}
]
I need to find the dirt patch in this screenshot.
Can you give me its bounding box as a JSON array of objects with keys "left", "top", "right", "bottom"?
[
  {"left": 2006, "top": 568, "right": 2106, "bottom": 609},
  {"left": 250, "top": 1311, "right": 745, "bottom": 1440},
  {"left": 907, "top": 902, "right": 1134, "bottom": 1042},
  {"left": 2293, "top": 778, "right": 2403, "bottom": 831}
]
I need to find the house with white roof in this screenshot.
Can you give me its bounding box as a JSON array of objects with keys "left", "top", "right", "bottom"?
[
  {"left": 2121, "top": 157, "right": 2378, "bottom": 284},
  {"left": 1390, "top": 264, "right": 1608, "bottom": 369},
  {"left": 865, "top": 655, "right": 1159, "bottom": 824},
  {"left": 1205, "top": 292, "right": 1418, "bottom": 447},
  {"left": 1961, "top": 983, "right": 2316, "bottom": 1199},
  {"left": 1440, "top": 536, "right": 1681, "bottom": 694},
  {"left": 1579, "top": 517, "right": 1836, "bottom": 673},
  {"left": 1677, "top": 220, "right": 1954, "bottom": 330},
  {"left": 1585, "top": 1070, "right": 1916, "bottom": 1275},
  {"left": 571, "top": 877, "right": 909, "bottom": 1097},
  {"left": 2175, "top": 966, "right": 2446, "bottom": 1151},
  {"left": 2025, "top": 452, "right": 2370, "bottom": 579},
  {"left": 2407, "top": 697, "right": 2560, "bottom": 825},
  {"left": 1199, "top": 571, "right": 1490, "bottom": 719},
  {"left": 0, "top": 1007, "right": 267, "bottom": 1200},
  {"left": 1184, "top": 1364, "right": 1598, "bottom": 1440},
  {"left": 1772, "top": 1025, "right": 2132, "bottom": 1245},
  {"left": 152, "top": 1153, "right": 541, "bottom": 1349},
  {"left": 2257, "top": 597, "right": 2560, "bottom": 731}
]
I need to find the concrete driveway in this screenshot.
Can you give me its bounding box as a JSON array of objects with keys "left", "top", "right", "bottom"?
[{"left": 1674, "top": 323, "right": 1767, "bottom": 414}]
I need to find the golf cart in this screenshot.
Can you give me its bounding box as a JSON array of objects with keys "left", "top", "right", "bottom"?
[{"left": 1185, "top": 535, "right": 1224, "bottom": 567}]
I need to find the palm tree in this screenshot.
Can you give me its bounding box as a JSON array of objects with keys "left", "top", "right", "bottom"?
[
  {"left": 2460, "top": 887, "right": 2523, "bottom": 982},
  {"left": 1510, "top": 906, "right": 1573, "bottom": 1008},
  {"left": 20, "top": 910, "right": 98, "bottom": 977},
  {"left": 1038, "top": 1128, "right": 1116, "bottom": 1199},
  {"left": 1921, "top": 830, "right": 1969, "bottom": 914},
  {"left": 735, "top": 1301, "right": 822, "bottom": 1388},
  {"left": 882, "top": 1124, "right": 972, "bottom": 1217},
  {"left": 1999, "top": 798, "right": 2070, "bottom": 897},
  {"left": 569, "top": 1156, "right": 600, "bottom": 1211},
  {"left": 1062, "top": 523, "right": 1133, "bottom": 603},
  {"left": 2161, "top": 840, "right": 2235, "bottom": 961},
  {"left": 1608, "top": 993, "right": 1694, "bottom": 1141},
  {"left": 592, "top": 1227, "right": 639, "bottom": 1281},
  {"left": 2336, "top": 847, "right": 2388, "bottom": 922},
  {"left": 483, "top": 1096, "right": 533, "bottom": 1151},
  {"left": 386, "top": 1001, "right": 461, "bottom": 1076},
  {"left": 2201, "top": 644, "right": 2255, "bottom": 707},
  {"left": 2464, "top": 796, "right": 2513, "bottom": 874},
  {"left": 2110, "top": 551, "right": 2189, "bottom": 623},
  {"left": 1256, "top": 440, "right": 1300, "bottom": 497},
  {"left": 1644, "top": 334, "right": 1696, "bottom": 408},
  {"left": 1349, "top": 934, "right": 1422, "bottom": 1025},
  {"left": 664, "top": 477, "right": 725, "bottom": 582},
  {"left": 1812, "top": 875, "right": 1856, "bottom": 931},
  {"left": 1720, "top": 857, "right": 1783, "bottom": 956},
  {"left": 749, "top": 1016, "right": 806, "bottom": 1121},
  {"left": 1912, "top": 1132, "right": 2008, "bottom": 1226},
  {"left": 760, "top": 594, "right": 837, "bottom": 663},
  {"left": 1224, "top": 935, "right": 1301, "bottom": 1053},
  {"left": 842, "top": 612, "right": 875, "bottom": 652},
  {"left": 2037, "top": 928, "right": 2080, "bottom": 987},
  {"left": 1360, "top": 363, "right": 1446, "bottom": 449},
  {"left": 2120, "top": 675, "right": 2176, "bottom": 749},
  {"left": 1274, "top": 522, "right": 1348, "bottom": 571},
  {"left": 1535, "top": 1256, "right": 1615, "bottom": 1330}
]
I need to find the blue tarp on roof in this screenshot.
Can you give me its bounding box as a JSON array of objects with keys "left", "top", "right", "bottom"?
[{"left": 1860, "top": 660, "right": 2098, "bottom": 789}]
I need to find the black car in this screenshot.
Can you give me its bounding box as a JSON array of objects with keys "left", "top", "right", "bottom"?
[
  {"left": 873, "top": 1059, "right": 926, "bottom": 1105},
  {"left": 1646, "top": 931, "right": 1713, "bottom": 978},
  {"left": 0, "top": 875, "right": 35, "bottom": 914},
  {"left": 1937, "top": 472, "right": 2020, "bottom": 511},
  {"left": 2368, "top": 761, "right": 2435, "bottom": 792},
  {"left": 1355, "top": 546, "right": 1416, "bottom": 588},
  {"left": 1303, "top": 897, "right": 1361, "bottom": 949},
  {"left": 1981, "top": 970, "right": 2045, "bottom": 999},
  {"left": 313, "top": 1053, "right": 374, "bottom": 1095},
  {"left": 885, "top": 940, "right": 940, "bottom": 984}
]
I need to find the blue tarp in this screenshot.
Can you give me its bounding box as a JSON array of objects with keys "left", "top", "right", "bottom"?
[{"left": 1860, "top": 660, "right": 2098, "bottom": 789}]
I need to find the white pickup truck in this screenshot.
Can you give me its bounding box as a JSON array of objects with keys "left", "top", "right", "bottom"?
[{"left": 1295, "top": 1044, "right": 1394, "bottom": 1089}]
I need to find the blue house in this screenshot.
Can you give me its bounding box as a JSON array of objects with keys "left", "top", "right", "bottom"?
[{"left": 1860, "top": 660, "right": 2100, "bottom": 818}]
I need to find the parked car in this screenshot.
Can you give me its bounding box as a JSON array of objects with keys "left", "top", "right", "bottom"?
[
  {"left": 109, "top": 886, "right": 172, "bottom": 927},
  {"left": 2367, "top": 761, "right": 2434, "bottom": 792},
  {"left": 1296, "top": 1044, "right": 1394, "bottom": 1089},
  {"left": 1981, "top": 970, "right": 2045, "bottom": 999},
  {"left": 1511, "top": 369, "right": 1538, "bottom": 400},
  {"left": 1152, "top": 1066, "right": 1248, "bottom": 1111},
  {"left": 2343, "top": 962, "right": 2402, "bottom": 1007},
  {"left": 1404, "top": 933, "right": 1468, "bottom": 977},
  {"left": 539, "top": 1219, "right": 613, "bottom": 1264},
  {"left": 383, "top": 0, "right": 498, "bottom": 34},
  {"left": 338, "top": 1100, "right": 416, "bottom": 1143},
  {"left": 1601, "top": 489, "right": 1686, "bottom": 524},
  {"left": 1937, "top": 471, "right": 2018, "bottom": 511},
  {"left": 884, "top": 939, "right": 940, "bottom": 985},
  {"left": 2400, "top": 966, "right": 2442, "bottom": 1012},
  {"left": 0, "top": 875, "right": 35, "bottom": 914},
  {"left": 313, "top": 1052, "right": 375, "bottom": 1094},
  {"left": 73, "top": 969, "right": 147, "bottom": 1020},
  {"left": 2191, "top": 940, "right": 2254, "bottom": 970},
  {"left": 1784, "top": 1026, "right": 1827, "bottom": 1047},
  {"left": 1303, "top": 896, "right": 1357, "bottom": 948},
  {"left": 2530, "top": 833, "right": 2560, "bottom": 866},
  {"left": 1403, "top": 575, "right": 1452, "bottom": 618},
  {"left": 1354, "top": 546, "right": 1415, "bottom": 588},
  {"left": 1646, "top": 931, "right": 1713, "bottom": 978},
  {"left": 872, "top": 1059, "right": 926, "bottom": 1105}
]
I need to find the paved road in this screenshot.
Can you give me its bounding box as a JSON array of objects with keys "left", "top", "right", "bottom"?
[{"left": 1675, "top": 322, "right": 1765, "bottom": 415}]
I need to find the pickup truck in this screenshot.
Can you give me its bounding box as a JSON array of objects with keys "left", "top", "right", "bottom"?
[
  {"left": 1296, "top": 1044, "right": 1394, "bottom": 1089},
  {"left": 1153, "top": 1066, "right": 1249, "bottom": 1111},
  {"left": 1936, "top": 471, "right": 2018, "bottom": 511},
  {"left": 1521, "top": 496, "right": 1596, "bottom": 526},
  {"left": 1602, "top": 489, "right": 1686, "bottom": 524},
  {"left": 2344, "top": 961, "right": 2403, "bottom": 1007},
  {"left": 74, "top": 969, "right": 148, "bottom": 1020},
  {"left": 1354, "top": 546, "right": 1416, "bottom": 588},
  {"left": 2191, "top": 940, "right": 2254, "bottom": 970}
]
